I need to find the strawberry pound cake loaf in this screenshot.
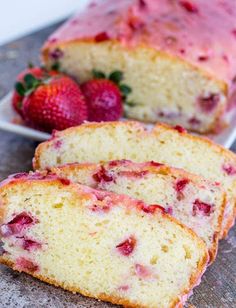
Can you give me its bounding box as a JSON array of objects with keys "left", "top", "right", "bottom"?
[
  {"left": 42, "top": 0, "right": 236, "bottom": 133},
  {"left": 0, "top": 172, "right": 208, "bottom": 308},
  {"left": 33, "top": 121, "right": 236, "bottom": 238},
  {"left": 51, "top": 160, "right": 226, "bottom": 262}
]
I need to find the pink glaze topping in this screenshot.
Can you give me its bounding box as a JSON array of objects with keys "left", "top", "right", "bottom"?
[
  {"left": 108, "top": 159, "right": 132, "bottom": 167},
  {"left": 0, "top": 171, "right": 72, "bottom": 188},
  {"left": 90, "top": 203, "right": 111, "bottom": 213},
  {"left": 108, "top": 159, "right": 163, "bottom": 169},
  {"left": 45, "top": 0, "right": 236, "bottom": 88},
  {"left": 140, "top": 203, "right": 166, "bottom": 214},
  {"left": 118, "top": 170, "right": 149, "bottom": 178}
]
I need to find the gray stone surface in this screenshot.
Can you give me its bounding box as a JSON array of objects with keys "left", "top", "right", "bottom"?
[{"left": 0, "top": 23, "right": 235, "bottom": 308}]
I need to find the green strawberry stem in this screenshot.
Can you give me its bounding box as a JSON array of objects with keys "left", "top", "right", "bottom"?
[
  {"left": 28, "top": 62, "right": 34, "bottom": 68},
  {"left": 109, "top": 71, "right": 123, "bottom": 84},
  {"left": 24, "top": 74, "right": 40, "bottom": 89},
  {"left": 92, "top": 69, "right": 106, "bottom": 79},
  {"left": 119, "top": 84, "right": 132, "bottom": 99},
  {"left": 15, "top": 82, "right": 26, "bottom": 96},
  {"left": 51, "top": 62, "right": 60, "bottom": 71},
  {"left": 15, "top": 73, "right": 51, "bottom": 97},
  {"left": 124, "top": 101, "right": 136, "bottom": 107}
]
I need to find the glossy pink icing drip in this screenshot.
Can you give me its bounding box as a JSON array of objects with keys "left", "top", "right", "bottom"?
[
  {"left": 0, "top": 172, "right": 69, "bottom": 188},
  {"left": 45, "top": 0, "right": 236, "bottom": 89}
]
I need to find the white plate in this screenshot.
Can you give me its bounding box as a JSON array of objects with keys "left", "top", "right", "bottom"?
[
  {"left": 0, "top": 93, "right": 50, "bottom": 141},
  {"left": 0, "top": 92, "right": 236, "bottom": 148}
]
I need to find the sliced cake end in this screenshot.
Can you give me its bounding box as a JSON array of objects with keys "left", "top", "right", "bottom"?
[{"left": 0, "top": 172, "right": 208, "bottom": 308}]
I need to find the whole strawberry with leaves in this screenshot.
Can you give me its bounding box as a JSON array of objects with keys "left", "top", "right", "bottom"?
[
  {"left": 12, "top": 65, "right": 58, "bottom": 117},
  {"left": 81, "top": 70, "right": 132, "bottom": 122},
  {"left": 15, "top": 73, "right": 88, "bottom": 133}
]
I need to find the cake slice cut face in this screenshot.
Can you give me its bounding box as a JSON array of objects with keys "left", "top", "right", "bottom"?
[
  {"left": 50, "top": 160, "right": 226, "bottom": 262},
  {"left": 0, "top": 173, "right": 208, "bottom": 308},
  {"left": 33, "top": 121, "right": 236, "bottom": 238},
  {"left": 42, "top": 0, "right": 236, "bottom": 133}
]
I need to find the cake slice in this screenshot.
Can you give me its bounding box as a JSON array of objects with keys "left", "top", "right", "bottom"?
[
  {"left": 0, "top": 172, "right": 208, "bottom": 308},
  {"left": 42, "top": 0, "right": 236, "bottom": 133},
  {"left": 50, "top": 160, "right": 226, "bottom": 262},
  {"left": 33, "top": 121, "right": 236, "bottom": 238}
]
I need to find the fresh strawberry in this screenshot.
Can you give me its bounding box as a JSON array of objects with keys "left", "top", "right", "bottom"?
[
  {"left": 12, "top": 66, "right": 58, "bottom": 117},
  {"left": 21, "top": 75, "right": 88, "bottom": 132},
  {"left": 81, "top": 79, "right": 123, "bottom": 122}
]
